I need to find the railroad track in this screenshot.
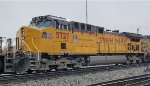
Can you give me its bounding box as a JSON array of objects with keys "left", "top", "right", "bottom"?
[
  {"left": 0, "top": 63, "right": 150, "bottom": 85},
  {"left": 88, "top": 73, "right": 150, "bottom": 86}
]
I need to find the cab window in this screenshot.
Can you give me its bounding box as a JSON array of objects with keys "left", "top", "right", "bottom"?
[{"left": 37, "top": 20, "right": 52, "bottom": 27}]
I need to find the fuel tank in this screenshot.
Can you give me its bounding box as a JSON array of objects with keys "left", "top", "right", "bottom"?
[{"left": 89, "top": 55, "right": 127, "bottom": 66}]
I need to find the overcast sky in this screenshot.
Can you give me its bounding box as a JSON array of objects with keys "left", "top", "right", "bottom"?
[{"left": 0, "top": 0, "right": 150, "bottom": 38}]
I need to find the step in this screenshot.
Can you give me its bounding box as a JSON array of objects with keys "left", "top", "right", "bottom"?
[
  {"left": 30, "top": 57, "right": 36, "bottom": 59},
  {"left": 30, "top": 61, "right": 37, "bottom": 63},
  {"left": 5, "top": 63, "right": 13, "bottom": 66},
  {"left": 27, "top": 54, "right": 34, "bottom": 56},
  {"left": 30, "top": 58, "right": 37, "bottom": 61},
  {"left": 30, "top": 64, "right": 37, "bottom": 67},
  {"left": 5, "top": 69, "right": 14, "bottom": 73},
  {"left": 5, "top": 58, "right": 14, "bottom": 60},
  {"left": 27, "top": 53, "right": 33, "bottom": 55}
]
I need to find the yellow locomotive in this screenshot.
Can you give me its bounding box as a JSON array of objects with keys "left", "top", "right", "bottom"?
[
  {"left": 14, "top": 15, "right": 148, "bottom": 73},
  {"left": 0, "top": 15, "right": 150, "bottom": 74}
]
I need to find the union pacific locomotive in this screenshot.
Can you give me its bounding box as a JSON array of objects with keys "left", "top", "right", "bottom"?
[{"left": 0, "top": 15, "right": 150, "bottom": 74}]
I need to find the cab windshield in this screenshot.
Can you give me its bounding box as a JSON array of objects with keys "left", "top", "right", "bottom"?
[{"left": 37, "top": 21, "right": 52, "bottom": 27}]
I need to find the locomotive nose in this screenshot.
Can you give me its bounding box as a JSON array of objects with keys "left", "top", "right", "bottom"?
[{"left": 14, "top": 57, "right": 30, "bottom": 74}]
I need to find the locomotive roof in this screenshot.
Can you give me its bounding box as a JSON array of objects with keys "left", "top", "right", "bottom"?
[
  {"left": 30, "top": 15, "right": 144, "bottom": 39},
  {"left": 121, "top": 32, "right": 144, "bottom": 39}
]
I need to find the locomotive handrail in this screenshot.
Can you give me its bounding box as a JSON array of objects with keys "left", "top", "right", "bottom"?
[
  {"left": 4, "top": 37, "right": 9, "bottom": 60},
  {"left": 5, "top": 37, "right": 16, "bottom": 59},
  {"left": 19, "top": 38, "right": 32, "bottom": 58},
  {"left": 12, "top": 38, "right": 16, "bottom": 59},
  {"left": 32, "top": 38, "right": 40, "bottom": 61}
]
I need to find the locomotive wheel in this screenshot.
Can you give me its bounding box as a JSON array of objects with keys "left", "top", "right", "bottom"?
[
  {"left": 130, "top": 60, "right": 133, "bottom": 64},
  {"left": 82, "top": 57, "right": 90, "bottom": 66}
]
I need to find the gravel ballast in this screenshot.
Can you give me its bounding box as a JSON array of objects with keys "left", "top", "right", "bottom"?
[{"left": 4, "top": 64, "right": 150, "bottom": 86}]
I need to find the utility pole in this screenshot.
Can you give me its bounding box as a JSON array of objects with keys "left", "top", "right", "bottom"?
[
  {"left": 86, "top": 0, "right": 88, "bottom": 24},
  {"left": 0, "top": 37, "right": 2, "bottom": 55},
  {"left": 137, "top": 28, "right": 139, "bottom": 34}
]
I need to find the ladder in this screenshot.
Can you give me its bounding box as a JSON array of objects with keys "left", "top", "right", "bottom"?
[
  {"left": 4, "top": 38, "right": 15, "bottom": 73},
  {"left": 28, "top": 38, "right": 40, "bottom": 70},
  {"left": 27, "top": 53, "right": 38, "bottom": 70}
]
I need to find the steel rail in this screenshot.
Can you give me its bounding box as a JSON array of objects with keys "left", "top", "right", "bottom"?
[
  {"left": 0, "top": 63, "right": 149, "bottom": 85},
  {"left": 88, "top": 73, "right": 150, "bottom": 86}
]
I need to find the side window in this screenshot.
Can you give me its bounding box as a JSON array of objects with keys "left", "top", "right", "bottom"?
[
  {"left": 63, "top": 25, "right": 67, "bottom": 30},
  {"left": 81, "top": 23, "right": 85, "bottom": 31},
  {"left": 55, "top": 20, "right": 68, "bottom": 30},
  {"left": 74, "top": 22, "right": 79, "bottom": 29},
  {"left": 87, "top": 24, "right": 91, "bottom": 31}
]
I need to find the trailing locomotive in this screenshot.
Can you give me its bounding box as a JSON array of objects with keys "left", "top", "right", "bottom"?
[{"left": 0, "top": 15, "right": 150, "bottom": 74}]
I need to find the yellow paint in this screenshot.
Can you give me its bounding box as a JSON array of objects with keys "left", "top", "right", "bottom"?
[{"left": 16, "top": 26, "right": 143, "bottom": 55}]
